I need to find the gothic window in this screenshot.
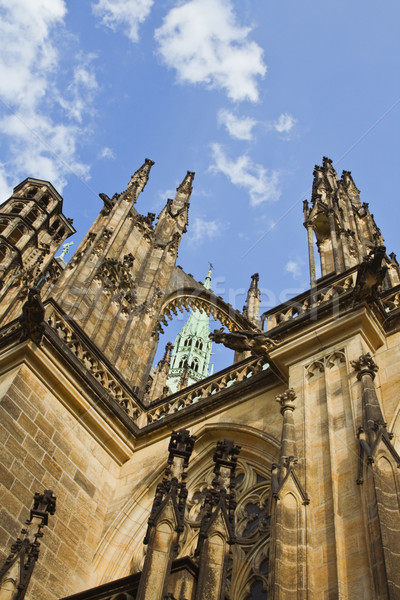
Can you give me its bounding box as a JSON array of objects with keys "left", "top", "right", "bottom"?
[
  {"left": 25, "top": 207, "right": 40, "bottom": 226},
  {"left": 39, "top": 193, "right": 51, "bottom": 208},
  {"left": 8, "top": 225, "right": 26, "bottom": 246},
  {"left": 25, "top": 187, "right": 38, "bottom": 198},
  {"left": 0, "top": 220, "right": 8, "bottom": 235},
  {"left": 195, "top": 339, "right": 203, "bottom": 350},
  {"left": 178, "top": 357, "right": 188, "bottom": 368},
  {"left": 245, "top": 579, "right": 267, "bottom": 600},
  {"left": 183, "top": 337, "right": 192, "bottom": 347},
  {"left": 180, "top": 455, "right": 270, "bottom": 600},
  {"left": 10, "top": 203, "right": 24, "bottom": 215},
  {"left": 190, "top": 359, "right": 199, "bottom": 372},
  {"left": 0, "top": 245, "right": 6, "bottom": 263}
]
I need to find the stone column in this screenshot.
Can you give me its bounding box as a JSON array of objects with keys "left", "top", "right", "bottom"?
[
  {"left": 306, "top": 224, "right": 317, "bottom": 289},
  {"left": 351, "top": 353, "right": 400, "bottom": 599},
  {"left": 328, "top": 208, "right": 343, "bottom": 273},
  {"left": 269, "top": 389, "right": 308, "bottom": 600}
]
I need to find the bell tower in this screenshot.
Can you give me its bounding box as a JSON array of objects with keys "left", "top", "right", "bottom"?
[
  {"left": 166, "top": 268, "right": 213, "bottom": 393},
  {"left": 0, "top": 178, "right": 75, "bottom": 323},
  {"left": 50, "top": 159, "right": 195, "bottom": 389}
]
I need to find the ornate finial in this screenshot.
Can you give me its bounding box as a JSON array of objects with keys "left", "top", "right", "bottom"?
[
  {"left": 176, "top": 171, "right": 195, "bottom": 195},
  {"left": 0, "top": 489, "right": 56, "bottom": 598},
  {"left": 250, "top": 272, "right": 259, "bottom": 289},
  {"left": 276, "top": 388, "right": 296, "bottom": 414},
  {"left": 208, "top": 262, "right": 213, "bottom": 276},
  {"left": 57, "top": 242, "right": 73, "bottom": 261},
  {"left": 167, "top": 429, "right": 196, "bottom": 468},
  {"left": 351, "top": 353, "right": 378, "bottom": 380}
]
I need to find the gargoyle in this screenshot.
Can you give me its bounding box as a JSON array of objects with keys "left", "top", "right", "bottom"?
[
  {"left": 353, "top": 245, "right": 387, "bottom": 303},
  {"left": 99, "top": 192, "right": 120, "bottom": 214},
  {"left": 210, "top": 328, "right": 280, "bottom": 357},
  {"left": 20, "top": 288, "right": 45, "bottom": 345}
]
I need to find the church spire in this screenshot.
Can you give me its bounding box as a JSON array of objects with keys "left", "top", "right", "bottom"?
[
  {"left": 166, "top": 268, "right": 213, "bottom": 393},
  {"left": 303, "top": 157, "right": 389, "bottom": 284}
]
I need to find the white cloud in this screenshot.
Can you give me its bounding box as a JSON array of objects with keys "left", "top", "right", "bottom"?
[
  {"left": 210, "top": 143, "right": 281, "bottom": 206},
  {"left": 59, "top": 55, "right": 98, "bottom": 123},
  {"left": 218, "top": 109, "right": 257, "bottom": 140},
  {"left": 155, "top": 0, "right": 266, "bottom": 102},
  {"left": 274, "top": 113, "right": 296, "bottom": 134},
  {"left": 285, "top": 259, "right": 303, "bottom": 279},
  {"left": 92, "top": 0, "right": 154, "bottom": 42},
  {"left": 98, "top": 146, "right": 115, "bottom": 160},
  {"left": 189, "top": 216, "right": 222, "bottom": 245},
  {"left": 0, "top": 0, "right": 96, "bottom": 193}
]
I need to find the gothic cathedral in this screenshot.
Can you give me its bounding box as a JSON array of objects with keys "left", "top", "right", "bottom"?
[{"left": 0, "top": 157, "right": 400, "bottom": 600}]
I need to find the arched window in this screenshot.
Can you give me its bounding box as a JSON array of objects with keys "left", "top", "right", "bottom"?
[
  {"left": 39, "top": 193, "right": 51, "bottom": 208},
  {"left": 25, "top": 207, "right": 40, "bottom": 226},
  {"left": 183, "top": 338, "right": 192, "bottom": 347},
  {"left": 10, "top": 203, "right": 24, "bottom": 215},
  {"left": 26, "top": 187, "right": 38, "bottom": 198},
  {"left": 0, "top": 220, "right": 8, "bottom": 235},
  {"left": 195, "top": 339, "right": 203, "bottom": 350},
  {"left": 178, "top": 357, "right": 188, "bottom": 369},
  {"left": 190, "top": 360, "right": 199, "bottom": 372},
  {"left": 8, "top": 225, "right": 25, "bottom": 246}
]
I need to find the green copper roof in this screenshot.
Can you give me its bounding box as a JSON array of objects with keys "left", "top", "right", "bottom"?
[{"left": 166, "top": 268, "right": 213, "bottom": 393}]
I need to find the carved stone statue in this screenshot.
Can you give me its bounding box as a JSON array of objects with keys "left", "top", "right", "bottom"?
[
  {"left": 20, "top": 288, "right": 45, "bottom": 345},
  {"left": 209, "top": 327, "right": 280, "bottom": 357}
]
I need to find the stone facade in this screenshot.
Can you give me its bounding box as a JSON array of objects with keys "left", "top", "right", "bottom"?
[{"left": 0, "top": 158, "right": 400, "bottom": 600}]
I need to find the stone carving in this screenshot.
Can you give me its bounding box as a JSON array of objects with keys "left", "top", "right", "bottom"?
[
  {"left": 99, "top": 192, "right": 121, "bottom": 215},
  {"left": 353, "top": 245, "right": 388, "bottom": 303},
  {"left": 306, "top": 349, "right": 345, "bottom": 378},
  {"left": 0, "top": 489, "right": 56, "bottom": 600},
  {"left": 210, "top": 328, "right": 280, "bottom": 357},
  {"left": 95, "top": 254, "right": 136, "bottom": 313},
  {"left": 20, "top": 288, "right": 46, "bottom": 345}
]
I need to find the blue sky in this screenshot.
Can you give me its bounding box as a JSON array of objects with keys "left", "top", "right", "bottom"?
[{"left": 0, "top": 0, "right": 399, "bottom": 371}]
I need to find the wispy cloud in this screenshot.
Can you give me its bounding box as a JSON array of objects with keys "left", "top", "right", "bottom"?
[
  {"left": 189, "top": 216, "right": 224, "bottom": 245},
  {"left": 218, "top": 109, "right": 257, "bottom": 140},
  {"left": 285, "top": 258, "right": 304, "bottom": 279},
  {"left": 0, "top": 0, "right": 97, "bottom": 194},
  {"left": 92, "top": 0, "right": 154, "bottom": 42},
  {"left": 210, "top": 143, "right": 281, "bottom": 206},
  {"left": 98, "top": 146, "right": 115, "bottom": 160},
  {"left": 155, "top": 0, "right": 266, "bottom": 102},
  {"left": 274, "top": 113, "right": 296, "bottom": 134}
]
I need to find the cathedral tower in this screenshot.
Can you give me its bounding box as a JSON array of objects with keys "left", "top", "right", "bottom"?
[
  {"left": 0, "top": 178, "right": 75, "bottom": 323},
  {"left": 166, "top": 268, "right": 213, "bottom": 393}
]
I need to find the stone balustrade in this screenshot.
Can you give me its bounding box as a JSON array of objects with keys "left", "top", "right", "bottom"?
[
  {"left": 264, "top": 271, "right": 357, "bottom": 331},
  {"left": 144, "top": 356, "right": 268, "bottom": 426}
]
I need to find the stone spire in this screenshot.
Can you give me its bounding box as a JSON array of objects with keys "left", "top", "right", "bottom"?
[
  {"left": 303, "top": 157, "right": 398, "bottom": 285},
  {"left": 166, "top": 267, "right": 213, "bottom": 393},
  {"left": 154, "top": 171, "right": 194, "bottom": 243},
  {"left": 243, "top": 272, "right": 261, "bottom": 326}
]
